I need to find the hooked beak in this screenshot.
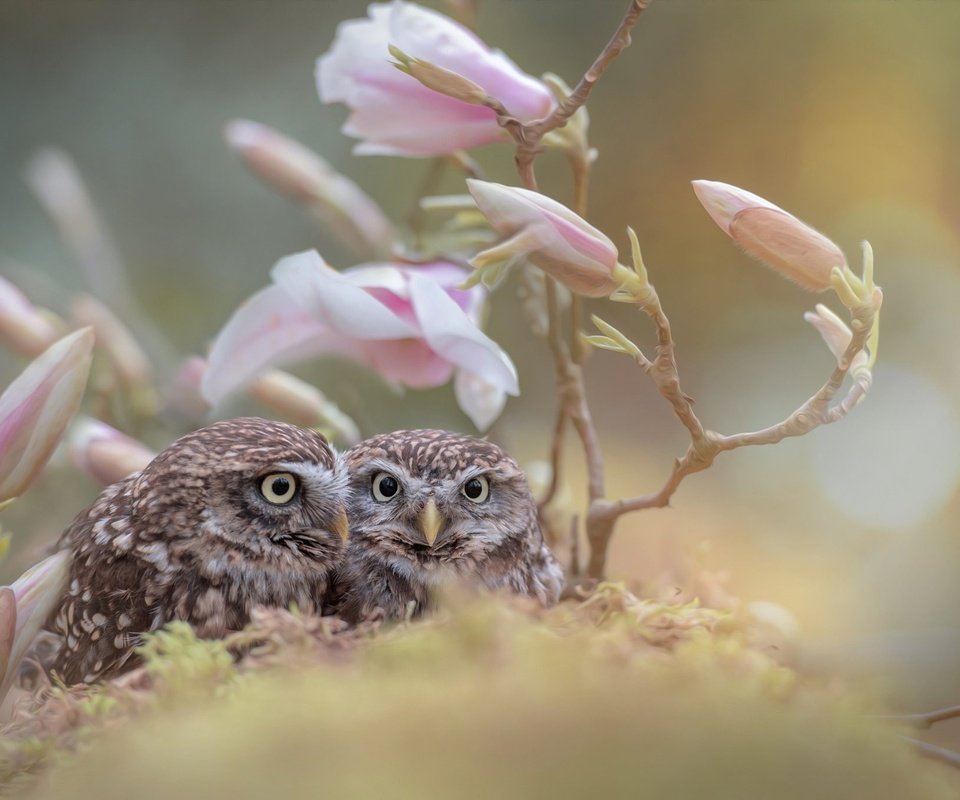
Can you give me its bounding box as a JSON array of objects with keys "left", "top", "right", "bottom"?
[
  {"left": 418, "top": 499, "right": 443, "bottom": 546},
  {"left": 332, "top": 506, "right": 350, "bottom": 542}
]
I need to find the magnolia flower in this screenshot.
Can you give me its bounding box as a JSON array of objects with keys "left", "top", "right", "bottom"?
[
  {"left": 692, "top": 179, "right": 846, "bottom": 292},
  {"left": 202, "top": 251, "right": 518, "bottom": 430},
  {"left": 0, "top": 275, "right": 60, "bottom": 358},
  {"left": 468, "top": 179, "right": 620, "bottom": 297},
  {"left": 0, "top": 328, "right": 94, "bottom": 504},
  {"left": 69, "top": 417, "right": 156, "bottom": 487},
  {"left": 317, "top": 1, "right": 553, "bottom": 157},
  {"left": 0, "top": 551, "right": 71, "bottom": 702},
  {"left": 223, "top": 119, "right": 394, "bottom": 258}
]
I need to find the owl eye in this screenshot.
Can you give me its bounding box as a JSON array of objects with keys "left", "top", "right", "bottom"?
[
  {"left": 462, "top": 476, "right": 489, "bottom": 503},
  {"left": 372, "top": 472, "right": 400, "bottom": 502},
  {"left": 259, "top": 472, "right": 298, "bottom": 505}
]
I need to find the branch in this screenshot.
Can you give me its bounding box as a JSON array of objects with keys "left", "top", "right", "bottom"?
[
  {"left": 903, "top": 737, "right": 960, "bottom": 770},
  {"left": 883, "top": 705, "right": 960, "bottom": 730},
  {"left": 489, "top": 0, "right": 651, "bottom": 189},
  {"left": 583, "top": 260, "right": 878, "bottom": 577}
]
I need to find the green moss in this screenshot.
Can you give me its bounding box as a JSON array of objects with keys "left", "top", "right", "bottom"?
[{"left": 4, "top": 591, "right": 955, "bottom": 800}]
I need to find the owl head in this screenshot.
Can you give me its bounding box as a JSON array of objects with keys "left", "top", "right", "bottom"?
[
  {"left": 344, "top": 429, "right": 537, "bottom": 581},
  {"left": 129, "top": 417, "right": 349, "bottom": 568}
]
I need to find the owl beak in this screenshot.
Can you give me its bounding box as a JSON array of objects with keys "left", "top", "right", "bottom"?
[
  {"left": 419, "top": 499, "right": 443, "bottom": 546},
  {"left": 333, "top": 506, "right": 350, "bottom": 542}
]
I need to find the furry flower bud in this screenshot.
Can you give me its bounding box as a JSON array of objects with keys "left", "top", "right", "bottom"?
[
  {"left": 0, "top": 328, "right": 94, "bottom": 503},
  {"left": 692, "top": 180, "right": 845, "bottom": 292},
  {"left": 467, "top": 180, "right": 620, "bottom": 297},
  {"left": 69, "top": 417, "right": 156, "bottom": 487}
]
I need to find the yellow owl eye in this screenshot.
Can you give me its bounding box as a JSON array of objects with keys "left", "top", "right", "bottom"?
[
  {"left": 259, "top": 472, "right": 298, "bottom": 504},
  {"left": 462, "top": 476, "right": 489, "bottom": 503},
  {"left": 372, "top": 472, "right": 400, "bottom": 502}
]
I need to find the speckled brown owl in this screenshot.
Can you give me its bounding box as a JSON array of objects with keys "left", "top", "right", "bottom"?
[
  {"left": 42, "top": 417, "right": 348, "bottom": 685},
  {"left": 332, "top": 429, "right": 564, "bottom": 623}
]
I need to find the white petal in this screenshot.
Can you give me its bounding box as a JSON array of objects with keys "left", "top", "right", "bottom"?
[
  {"left": 408, "top": 273, "right": 518, "bottom": 395},
  {"left": 455, "top": 368, "right": 507, "bottom": 431},
  {"left": 271, "top": 251, "right": 419, "bottom": 340},
  {"left": 201, "top": 284, "right": 347, "bottom": 404}
]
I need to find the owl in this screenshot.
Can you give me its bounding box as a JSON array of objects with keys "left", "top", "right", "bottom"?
[
  {"left": 42, "top": 417, "right": 349, "bottom": 685},
  {"left": 333, "top": 429, "right": 564, "bottom": 623}
]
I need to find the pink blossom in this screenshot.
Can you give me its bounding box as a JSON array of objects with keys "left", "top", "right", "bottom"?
[
  {"left": 223, "top": 119, "right": 394, "bottom": 258},
  {"left": 0, "top": 328, "right": 94, "bottom": 503},
  {"left": 317, "top": 1, "right": 553, "bottom": 157},
  {"left": 0, "top": 275, "right": 60, "bottom": 358},
  {"left": 69, "top": 417, "right": 156, "bottom": 487},
  {"left": 202, "top": 251, "right": 518, "bottom": 430},
  {"left": 692, "top": 180, "right": 846, "bottom": 292},
  {"left": 468, "top": 179, "right": 620, "bottom": 297},
  {"left": 0, "top": 551, "right": 70, "bottom": 701}
]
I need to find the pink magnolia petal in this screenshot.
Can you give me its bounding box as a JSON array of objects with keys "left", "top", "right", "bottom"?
[
  {"left": 387, "top": 1, "right": 551, "bottom": 121},
  {"left": 0, "top": 551, "right": 70, "bottom": 701},
  {"left": 454, "top": 368, "right": 507, "bottom": 431},
  {"left": 317, "top": 1, "right": 552, "bottom": 157},
  {"left": 468, "top": 180, "right": 619, "bottom": 297},
  {"left": 201, "top": 284, "right": 352, "bottom": 404},
  {"left": 359, "top": 338, "right": 455, "bottom": 388},
  {"left": 408, "top": 273, "right": 518, "bottom": 395},
  {"left": 271, "top": 251, "right": 419, "bottom": 340},
  {"left": 0, "top": 328, "right": 94, "bottom": 502}
]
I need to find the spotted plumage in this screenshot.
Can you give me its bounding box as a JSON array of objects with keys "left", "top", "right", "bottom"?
[
  {"left": 332, "top": 429, "right": 564, "bottom": 623},
  {"left": 41, "top": 417, "right": 348, "bottom": 685}
]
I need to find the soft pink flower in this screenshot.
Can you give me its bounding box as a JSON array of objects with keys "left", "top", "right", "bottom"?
[
  {"left": 0, "top": 275, "right": 60, "bottom": 358},
  {"left": 69, "top": 417, "right": 156, "bottom": 487},
  {"left": 202, "top": 251, "right": 518, "bottom": 430},
  {"left": 0, "top": 328, "right": 94, "bottom": 503},
  {"left": 468, "top": 179, "right": 620, "bottom": 297},
  {"left": 692, "top": 179, "right": 846, "bottom": 292},
  {"left": 317, "top": 1, "right": 553, "bottom": 157},
  {"left": 0, "top": 551, "right": 70, "bottom": 701},
  {"left": 223, "top": 119, "right": 394, "bottom": 258}
]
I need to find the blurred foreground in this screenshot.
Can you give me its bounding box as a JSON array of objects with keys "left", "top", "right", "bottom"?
[{"left": 4, "top": 589, "right": 958, "bottom": 799}]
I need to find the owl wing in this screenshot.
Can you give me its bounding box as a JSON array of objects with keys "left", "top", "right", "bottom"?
[
  {"left": 510, "top": 508, "right": 565, "bottom": 605},
  {"left": 46, "top": 478, "right": 169, "bottom": 684}
]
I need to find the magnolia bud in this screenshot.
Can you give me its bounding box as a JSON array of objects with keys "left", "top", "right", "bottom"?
[
  {"left": 0, "top": 328, "right": 94, "bottom": 503},
  {"left": 692, "top": 179, "right": 845, "bottom": 292},
  {"left": 467, "top": 180, "right": 620, "bottom": 297}
]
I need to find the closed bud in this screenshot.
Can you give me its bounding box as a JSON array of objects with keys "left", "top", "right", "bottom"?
[
  {"left": 0, "top": 275, "right": 61, "bottom": 358},
  {"left": 249, "top": 370, "right": 361, "bottom": 445},
  {"left": 467, "top": 180, "right": 620, "bottom": 297},
  {"left": 0, "top": 328, "right": 94, "bottom": 503},
  {"left": 224, "top": 120, "right": 394, "bottom": 258},
  {"left": 692, "top": 179, "right": 845, "bottom": 292},
  {"left": 0, "top": 551, "right": 71, "bottom": 702},
  {"left": 69, "top": 416, "right": 156, "bottom": 487},
  {"left": 70, "top": 294, "right": 152, "bottom": 391}
]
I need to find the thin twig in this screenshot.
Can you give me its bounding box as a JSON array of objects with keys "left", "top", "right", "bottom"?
[
  {"left": 538, "top": 405, "right": 567, "bottom": 510},
  {"left": 512, "top": 0, "right": 651, "bottom": 188},
  {"left": 903, "top": 737, "right": 960, "bottom": 770},
  {"left": 882, "top": 706, "right": 960, "bottom": 730},
  {"left": 583, "top": 295, "right": 876, "bottom": 577},
  {"left": 490, "top": 0, "right": 649, "bottom": 573}
]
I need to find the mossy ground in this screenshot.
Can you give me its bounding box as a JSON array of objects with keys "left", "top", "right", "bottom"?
[{"left": 1, "top": 584, "right": 955, "bottom": 800}]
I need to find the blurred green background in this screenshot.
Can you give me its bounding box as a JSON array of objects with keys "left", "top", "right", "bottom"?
[{"left": 1, "top": 0, "right": 960, "bottom": 710}]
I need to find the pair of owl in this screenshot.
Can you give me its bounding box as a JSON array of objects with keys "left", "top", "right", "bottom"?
[{"left": 41, "top": 418, "right": 564, "bottom": 685}]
